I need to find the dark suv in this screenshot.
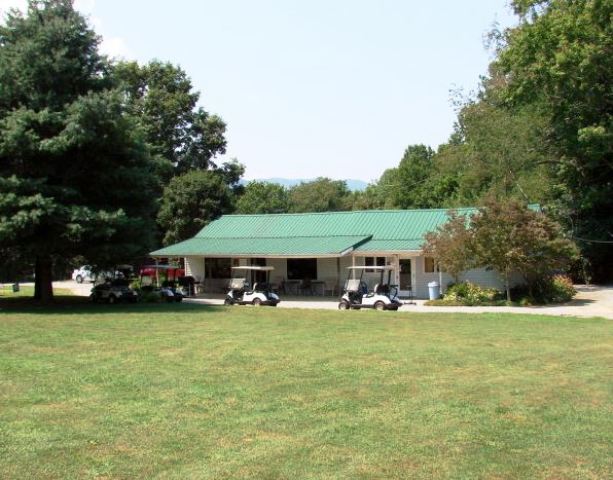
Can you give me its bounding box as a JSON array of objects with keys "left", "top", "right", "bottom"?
[{"left": 91, "top": 279, "right": 138, "bottom": 304}]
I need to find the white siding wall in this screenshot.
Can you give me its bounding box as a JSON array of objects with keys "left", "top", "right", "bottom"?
[
  {"left": 266, "top": 258, "right": 287, "bottom": 283},
  {"left": 413, "top": 255, "right": 525, "bottom": 298},
  {"left": 184, "top": 256, "right": 205, "bottom": 282},
  {"left": 316, "top": 258, "right": 338, "bottom": 281},
  {"left": 459, "top": 269, "right": 524, "bottom": 290},
  {"left": 338, "top": 256, "right": 353, "bottom": 290},
  {"left": 412, "top": 256, "right": 451, "bottom": 298}
]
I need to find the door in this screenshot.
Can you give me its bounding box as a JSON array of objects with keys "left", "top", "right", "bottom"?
[{"left": 399, "top": 258, "right": 413, "bottom": 297}]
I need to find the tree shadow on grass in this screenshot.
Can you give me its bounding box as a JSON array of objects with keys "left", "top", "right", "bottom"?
[{"left": 0, "top": 296, "right": 224, "bottom": 316}]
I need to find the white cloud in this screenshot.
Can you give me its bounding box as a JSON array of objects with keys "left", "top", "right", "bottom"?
[
  {"left": 99, "top": 35, "right": 131, "bottom": 59},
  {"left": 74, "top": 0, "right": 95, "bottom": 14},
  {"left": 0, "top": 0, "right": 27, "bottom": 13}
]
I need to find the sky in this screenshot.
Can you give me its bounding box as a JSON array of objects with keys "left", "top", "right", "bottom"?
[{"left": 0, "top": 0, "right": 517, "bottom": 182}]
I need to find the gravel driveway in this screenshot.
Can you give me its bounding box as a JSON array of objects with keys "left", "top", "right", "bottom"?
[{"left": 55, "top": 281, "right": 613, "bottom": 319}]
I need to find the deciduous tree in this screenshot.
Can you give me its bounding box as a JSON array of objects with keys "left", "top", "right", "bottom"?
[
  {"left": 236, "top": 181, "right": 289, "bottom": 214},
  {"left": 157, "top": 167, "right": 242, "bottom": 245},
  {"left": 288, "top": 178, "right": 351, "bottom": 213},
  {"left": 423, "top": 212, "right": 474, "bottom": 283}
]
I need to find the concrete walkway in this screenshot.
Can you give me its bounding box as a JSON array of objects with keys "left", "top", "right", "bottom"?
[{"left": 54, "top": 281, "right": 613, "bottom": 319}]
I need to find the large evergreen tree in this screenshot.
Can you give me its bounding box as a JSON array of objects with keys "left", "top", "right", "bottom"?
[{"left": 0, "top": 0, "right": 158, "bottom": 301}]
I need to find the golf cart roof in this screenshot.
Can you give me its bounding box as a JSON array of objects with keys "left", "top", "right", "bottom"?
[
  {"left": 347, "top": 266, "right": 394, "bottom": 271},
  {"left": 231, "top": 266, "right": 275, "bottom": 271}
]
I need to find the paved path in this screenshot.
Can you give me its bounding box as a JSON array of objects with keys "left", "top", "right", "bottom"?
[{"left": 55, "top": 281, "right": 613, "bottom": 319}]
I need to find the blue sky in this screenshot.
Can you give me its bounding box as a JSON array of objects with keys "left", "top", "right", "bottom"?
[{"left": 1, "top": 0, "right": 517, "bottom": 182}]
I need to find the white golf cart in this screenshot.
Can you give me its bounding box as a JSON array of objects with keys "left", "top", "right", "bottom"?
[
  {"left": 224, "top": 266, "right": 281, "bottom": 307},
  {"left": 338, "top": 266, "right": 402, "bottom": 311}
]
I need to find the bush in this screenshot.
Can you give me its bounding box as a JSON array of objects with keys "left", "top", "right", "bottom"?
[
  {"left": 545, "top": 275, "right": 576, "bottom": 303},
  {"left": 511, "top": 275, "right": 576, "bottom": 304},
  {"left": 438, "top": 282, "right": 502, "bottom": 306},
  {"left": 138, "top": 290, "right": 163, "bottom": 303}
]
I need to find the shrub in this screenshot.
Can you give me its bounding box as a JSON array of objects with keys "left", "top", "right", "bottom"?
[
  {"left": 545, "top": 275, "right": 576, "bottom": 303},
  {"left": 138, "top": 290, "right": 163, "bottom": 303},
  {"left": 440, "top": 282, "right": 501, "bottom": 306}
]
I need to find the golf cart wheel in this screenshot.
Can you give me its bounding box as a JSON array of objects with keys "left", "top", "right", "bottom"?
[
  {"left": 374, "top": 301, "right": 385, "bottom": 311},
  {"left": 338, "top": 301, "right": 350, "bottom": 310},
  {"left": 108, "top": 295, "right": 117, "bottom": 305},
  {"left": 224, "top": 298, "right": 233, "bottom": 306},
  {"left": 252, "top": 298, "right": 262, "bottom": 307},
  {"left": 175, "top": 297, "right": 183, "bottom": 303},
  {"left": 76, "top": 275, "right": 83, "bottom": 284}
]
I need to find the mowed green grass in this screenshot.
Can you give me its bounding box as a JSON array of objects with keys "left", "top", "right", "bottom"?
[
  {"left": 0, "top": 285, "right": 73, "bottom": 298},
  {"left": 0, "top": 304, "right": 611, "bottom": 479}
]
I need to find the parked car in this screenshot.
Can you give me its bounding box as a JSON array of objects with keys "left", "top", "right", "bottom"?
[
  {"left": 72, "top": 265, "right": 128, "bottom": 284},
  {"left": 90, "top": 279, "right": 138, "bottom": 304},
  {"left": 72, "top": 265, "right": 98, "bottom": 283}
]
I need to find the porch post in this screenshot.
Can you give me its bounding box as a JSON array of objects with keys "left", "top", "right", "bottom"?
[{"left": 392, "top": 255, "right": 400, "bottom": 286}]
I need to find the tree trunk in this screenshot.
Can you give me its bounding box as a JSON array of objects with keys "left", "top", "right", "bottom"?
[
  {"left": 505, "top": 270, "right": 511, "bottom": 302},
  {"left": 34, "top": 256, "right": 54, "bottom": 303}
]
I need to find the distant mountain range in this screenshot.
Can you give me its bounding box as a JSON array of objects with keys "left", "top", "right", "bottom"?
[{"left": 243, "top": 178, "right": 369, "bottom": 191}]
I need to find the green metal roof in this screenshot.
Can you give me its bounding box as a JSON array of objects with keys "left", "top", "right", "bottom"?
[
  {"left": 151, "top": 235, "right": 371, "bottom": 257},
  {"left": 151, "top": 206, "right": 540, "bottom": 257}
]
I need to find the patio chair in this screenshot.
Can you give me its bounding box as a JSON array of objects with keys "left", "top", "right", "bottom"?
[
  {"left": 299, "top": 278, "right": 312, "bottom": 295},
  {"left": 324, "top": 278, "right": 338, "bottom": 296}
]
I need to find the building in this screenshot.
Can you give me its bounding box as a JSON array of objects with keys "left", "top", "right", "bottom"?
[{"left": 150, "top": 208, "right": 521, "bottom": 298}]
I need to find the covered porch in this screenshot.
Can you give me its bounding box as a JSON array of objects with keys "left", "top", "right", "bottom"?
[{"left": 179, "top": 253, "right": 440, "bottom": 299}]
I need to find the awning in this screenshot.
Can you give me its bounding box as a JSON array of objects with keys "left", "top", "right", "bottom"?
[{"left": 151, "top": 235, "right": 372, "bottom": 257}]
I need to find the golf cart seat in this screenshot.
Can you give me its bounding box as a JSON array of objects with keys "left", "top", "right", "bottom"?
[
  {"left": 345, "top": 279, "right": 361, "bottom": 293},
  {"left": 374, "top": 283, "right": 390, "bottom": 295}
]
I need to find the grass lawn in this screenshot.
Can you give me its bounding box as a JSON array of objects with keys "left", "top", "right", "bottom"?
[
  {"left": 0, "top": 285, "right": 73, "bottom": 298},
  {"left": 0, "top": 304, "right": 611, "bottom": 479}
]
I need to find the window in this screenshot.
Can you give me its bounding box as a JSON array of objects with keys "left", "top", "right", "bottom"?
[
  {"left": 287, "top": 258, "right": 317, "bottom": 280},
  {"left": 205, "top": 258, "right": 232, "bottom": 278},
  {"left": 364, "top": 256, "right": 386, "bottom": 272},
  {"left": 424, "top": 256, "right": 439, "bottom": 273}
]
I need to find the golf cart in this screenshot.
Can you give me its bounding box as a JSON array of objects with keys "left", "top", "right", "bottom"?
[
  {"left": 224, "top": 266, "right": 280, "bottom": 306},
  {"left": 338, "top": 266, "right": 402, "bottom": 311},
  {"left": 139, "top": 264, "right": 184, "bottom": 303}
]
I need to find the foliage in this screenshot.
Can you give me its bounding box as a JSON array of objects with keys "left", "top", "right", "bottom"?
[
  {"left": 496, "top": 0, "right": 613, "bottom": 281},
  {"left": 423, "top": 199, "right": 578, "bottom": 302},
  {"left": 546, "top": 274, "right": 576, "bottom": 303},
  {"left": 471, "top": 198, "right": 578, "bottom": 300},
  {"left": 157, "top": 168, "right": 241, "bottom": 245},
  {"left": 236, "top": 181, "right": 289, "bottom": 214},
  {"left": 435, "top": 281, "right": 502, "bottom": 306},
  {"left": 113, "top": 60, "right": 227, "bottom": 177},
  {"left": 136, "top": 289, "right": 164, "bottom": 303},
  {"left": 436, "top": 97, "right": 554, "bottom": 206},
  {"left": 423, "top": 211, "right": 474, "bottom": 282},
  {"left": 288, "top": 177, "right": 351, "bottom": 213},
  {"left": 0, "top": 0, "right": 158, "bottom": 302}
]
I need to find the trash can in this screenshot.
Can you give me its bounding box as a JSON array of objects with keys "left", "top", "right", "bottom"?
[{"left": 427, "top": 281, "right": 440, "bottom": 300}]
